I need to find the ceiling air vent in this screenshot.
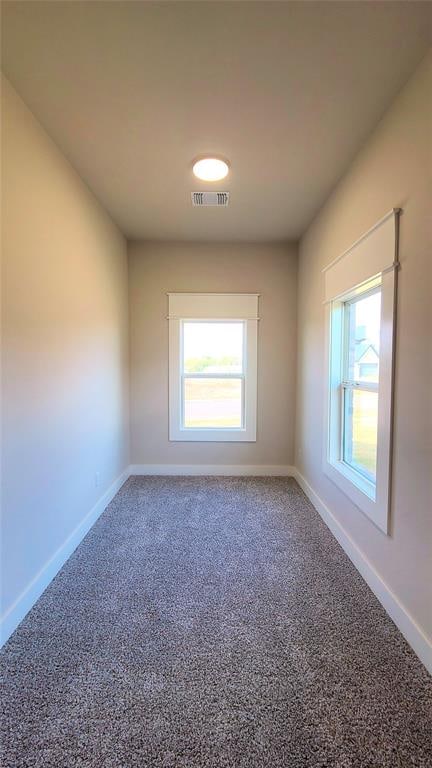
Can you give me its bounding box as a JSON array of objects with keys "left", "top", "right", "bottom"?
[{"left": 191, "top": 192, "right": 230, "bottom": 207}]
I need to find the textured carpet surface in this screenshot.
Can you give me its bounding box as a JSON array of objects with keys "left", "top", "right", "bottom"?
[{"left": 1, "top": 476, "right": 431, "bottom": 767}]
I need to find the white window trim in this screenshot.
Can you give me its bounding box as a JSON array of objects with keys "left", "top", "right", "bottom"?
[
  {"left": 168, "top": 294, "right": 258, "bottom": 442},
  {"left": 322, "top": 210, "right": 400, "bottom": 534}
]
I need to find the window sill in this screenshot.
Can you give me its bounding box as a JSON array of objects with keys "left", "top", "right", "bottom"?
[
  {"left": 323, "top": 457, "right": 388, "bottom": 534},
  {"left": 331, "top": 459, "right": 376, "bottom": 501},
  {"left": 169, "top": 426, "right": 256, "bottom": 442}
]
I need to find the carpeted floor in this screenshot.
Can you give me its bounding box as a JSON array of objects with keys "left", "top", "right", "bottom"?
[{"left": 1, "top": 477, "right": 431, "bottom": 767}]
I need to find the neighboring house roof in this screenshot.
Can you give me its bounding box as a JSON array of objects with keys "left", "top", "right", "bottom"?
[{"left": 355, "top": 342, "right": 379, "bottom": 364}]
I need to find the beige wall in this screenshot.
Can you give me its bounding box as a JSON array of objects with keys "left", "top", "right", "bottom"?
[
  {"left": 295, "top": 53, "right": 432, "bottom": 640},
  {"left": 1, "top": 78, "right": 130, "bottom": 623},
  {"left": 129, "top": 242, "right": 297, "bottom": 467}
]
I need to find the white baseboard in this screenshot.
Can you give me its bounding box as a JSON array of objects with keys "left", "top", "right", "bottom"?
[
  {"left": 292, "top": 468, "right": 432, "bottom": 675},
  {"left": 0, "top": 467, "right": 130, "bottom": 648},
  {"left": 129, "top": 464, "right": 295, "bottom": 477}
]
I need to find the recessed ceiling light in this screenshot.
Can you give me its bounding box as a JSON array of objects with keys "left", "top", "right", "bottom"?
[{"left": 192, "top": 157, "right": 229, "bottom": 182}]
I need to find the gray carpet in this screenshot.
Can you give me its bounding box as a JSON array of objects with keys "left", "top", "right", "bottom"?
[{"left": 1, "top": 477, "right": 431, "bottom": 767}]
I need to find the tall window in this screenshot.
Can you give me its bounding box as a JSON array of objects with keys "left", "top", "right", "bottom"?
[
  {"left": 324, "top": 209, "right": 400, "bottom": 534},
  {"left": 169, "top": 294, "right": 258, "bottom": 442},
  {"left": 328, "top": 277, "right": 382, "bottom": 504}
]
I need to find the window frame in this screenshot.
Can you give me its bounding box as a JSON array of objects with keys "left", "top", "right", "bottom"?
[
  {"left": 168, "top": 294, "right": 258, "bottom": 442},
  {"left": 324, "top": 269, "right": 397, "bottom": 534}
]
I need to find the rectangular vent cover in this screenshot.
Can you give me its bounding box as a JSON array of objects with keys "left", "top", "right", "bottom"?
[{"left": 191, "top": 192, "right": 230, "bottom": 207}]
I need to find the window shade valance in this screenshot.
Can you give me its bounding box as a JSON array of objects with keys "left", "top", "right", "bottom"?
[
  {"left": 168, "top": 293, "right": 259, "bottom": 320},
  {"left": 323, "top": 209, "right": 401, "bottom": 303}
]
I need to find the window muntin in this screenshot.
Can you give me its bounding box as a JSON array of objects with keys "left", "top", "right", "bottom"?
[{"left": 341, "top": 287, "right": 381, "bottom": 484}]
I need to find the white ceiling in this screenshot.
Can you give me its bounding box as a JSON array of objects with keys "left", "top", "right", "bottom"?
[{"left": 2, "top": 1, "right": 431, "bottom": 242}]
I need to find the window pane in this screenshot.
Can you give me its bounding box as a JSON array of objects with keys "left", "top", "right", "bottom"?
[
  {"left": 183, "top": 322, "right": 243, "bottom": 374},
  {"left": 343, "top": 388, "right": 378, "bottom": 482},
  {"left": 184, "top": 378, "right": 242, "bottom": 428},
  {"left": 346, "top": 290, "right": 381, "bottom": 383}
]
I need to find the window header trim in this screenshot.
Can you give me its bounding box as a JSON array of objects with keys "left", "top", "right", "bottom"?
[
  {"left": 168, "top": 293, "right": 259, "bottom": 320},
  {"left": 322, "top": 209, "right": 401, "bottom": 304}
]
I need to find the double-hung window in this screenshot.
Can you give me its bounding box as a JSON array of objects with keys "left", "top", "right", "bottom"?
[
  {"left": 168, "top": 293, "right": 258, "bottom": 441},
  {"left": 324, "top": 210, "right": 400, "bottom": 533}
]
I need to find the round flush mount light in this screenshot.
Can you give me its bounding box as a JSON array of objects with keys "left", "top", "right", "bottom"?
[{"left": 192, "top": 157, "right": 229, "bottom": 182}]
